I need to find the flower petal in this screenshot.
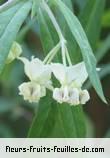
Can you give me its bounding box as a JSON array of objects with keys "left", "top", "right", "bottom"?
[
  {"left": 18, "top": 57, "right": 51, "bottom": 83},
  {"left": 67, "top": 62, "right": 88, "bottom": 86},
  {"left": 53, "top": 88, "right": 63, "bottom": 103},
  {"left": 79, "top": 90, "right": 90, "bottom": 104},
  {"left": 68, "top": 88, "right": 80, "bottom": 105},
  {"left": 51, "top": 63, "right": 67, "bottom": 85}
]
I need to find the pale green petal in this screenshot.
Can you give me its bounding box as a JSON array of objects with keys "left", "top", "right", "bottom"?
[
  {"left": 67, "top": 62, "right": 88, "bottom": 86},
  {"left": 51, "top": 63, "right": 67, "bottom": 85},
  {"left": 18, "top": 57, "right": 51, "bottom": 83},
  {"left": 18, "top": 57, "right": 33, "bottom": 80},
  {"left": 37, "top": 65, "right": 51, "bottom": 84}
]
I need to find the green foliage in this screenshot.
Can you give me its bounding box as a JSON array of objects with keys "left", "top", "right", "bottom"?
[
  {"left": 0, "top": 1, "right": 32, "bottom": 73},
  {"left": 79, "top": 0, "right": 105, "bottom": 50},
  {"left": 0, "top": 0, "right": 109, "bottom": 138},
  {"left": 28, "top": 92, "right": 86, "bottom": 138}
]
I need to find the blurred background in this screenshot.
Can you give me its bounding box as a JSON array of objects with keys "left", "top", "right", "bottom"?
[{"left": 0, "top": 0, "right": 110, "bottom": 138}]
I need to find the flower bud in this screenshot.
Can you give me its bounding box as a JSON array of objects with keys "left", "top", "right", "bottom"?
[{"left": 6, "top": 42, "right": 22, "bottom": 64}]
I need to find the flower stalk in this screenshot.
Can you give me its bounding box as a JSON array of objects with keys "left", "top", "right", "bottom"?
[
  {"left": 42, "top": 0, "right": 72, "bottom": 66},
  {"left": 42, "top": 0, "right": 65, "bottom": 42},
  {"left": 43, "top": 42, "right": 60, "bottom": 64}
]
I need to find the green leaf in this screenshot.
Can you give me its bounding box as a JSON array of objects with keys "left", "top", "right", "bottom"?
[
  {"left": 50, "top": 104, "right": 86, "bottom": 137},
  {"left": 0, "top": 3, "right": 22, "bottom": 37},
  {"left": 79, "top": 0, "right": 105, "bottom": 49},
  {"left": 71, "top": 106, "right": 86, "bottom": 137},
  {"left": 54, "top": 0, "right": 81, "bottom": 63},
  {"left": 0, "top": 1, "right": 32, "bottom": 73},
  {"left": 28, "top": 94, "right": 86, "bottom": 137},
  {"left": 28, "top": 92, "right": 56, "bottom": 137},
  {"left": 38, "top": 8, "right": 55, "bottom": 54},
  {"left": 61, "top": 0, "right": 73, "bottom": 11},
  {"left": 55, "top": 0, "right": 106, "bottom": 103},
  {"left": 0, "top": 0, "right": 21, "bottom": 13},
  {"left": 38, "top": 7, "right": 60, "bottom": 62}
]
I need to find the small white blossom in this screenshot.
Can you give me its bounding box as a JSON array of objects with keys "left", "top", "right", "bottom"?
[
  {"left": 18, "top": 82, "right": 46, "bottom": 103},
  {"left": 18, "top": 56, "right": 52, "bottom": 103},
  {"left": 6, "top": 42, "right": 22, "bottom": 64},
  {"left": 51, "top": 62, "right": 90, "bottom": 105}
]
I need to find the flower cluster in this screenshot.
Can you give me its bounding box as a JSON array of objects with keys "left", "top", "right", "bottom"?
[
  {"left": 51, "top": 63, "right": 90, "bottom": 105},
  {"left": 18, "top": 57, "right": 90, "bottom": 105},
  {"left": 6, "top": 0, "right": 91, "bottom": 106},
  {"left": 8, "top": 41, "right": 90, "bottom": 106}
]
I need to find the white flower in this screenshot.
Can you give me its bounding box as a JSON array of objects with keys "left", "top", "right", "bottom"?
[
  {"left": 18, "top": 57, "right": 51, "bottom": 85},
  {"left": 51, "top": 62, "right": 88, "bottom": 87},
  {"left": 18, "top": 82, "right": 46, "bottom": 103},
  {"left": 18, "top": 56, "right": 53, "bottom": 103},
  {"left": 51, "top": 62, "right": 90, "bottom": 105},
  {"left": 6, "top": 42, "right": 22, "bottom": 64}
]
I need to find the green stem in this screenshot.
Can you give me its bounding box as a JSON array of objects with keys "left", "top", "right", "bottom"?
[
  {"left": 43, "top": 42, "right": 60, "bottom": 64},
  {"left": 61, "top": 41, "right": 67, "bottom": 66},
  {"left": 65, "top": 47, "right": 72, "bottom": 66},
  {"left": 42, "top": 0, "right": 65, "bottom": 41}
]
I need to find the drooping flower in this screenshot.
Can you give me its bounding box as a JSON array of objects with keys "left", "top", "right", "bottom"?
[
  {"left": 18, "top": 56, "right": 52, "bottom": 103},
  {"left": 6, "top": 42, "right": 22, "bottom": 64},
  {"left": 18, "top": 82, "right": 46, "bottom": 103},
  {"left": 51, "top": 62, "right": 90, "bottom": 105}
]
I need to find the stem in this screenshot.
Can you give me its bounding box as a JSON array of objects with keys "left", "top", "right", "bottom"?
[
  {"left": 0, "top": 0, "right": 26, "bottom": 13},
  {"left": 42, "top": 0, "right": 65, "bottom": 41},
  {"left": 46, "top": 51, "right": 57, "bottom": 64},
  {"left": 61, "top": 41, "right": 66, "bottom": 66},
  {"left": 65, "top": 47, "right": 72, "bottom": 66},
  {"left": 43, "top": 42, "right": 60, "bottom": 64}
]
